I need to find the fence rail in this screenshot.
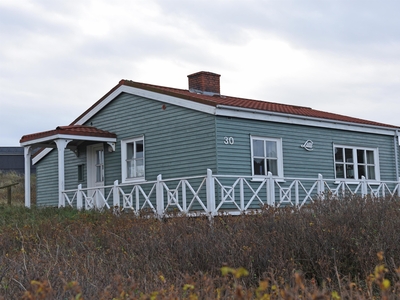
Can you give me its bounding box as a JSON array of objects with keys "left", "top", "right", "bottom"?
[{"left": 61, "top": 169, "right": 400, "bottom": 215}]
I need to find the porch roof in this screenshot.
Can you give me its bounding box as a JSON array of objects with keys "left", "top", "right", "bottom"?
[{"left": 19, "top": 125, "right": 117, "bottom": 147}]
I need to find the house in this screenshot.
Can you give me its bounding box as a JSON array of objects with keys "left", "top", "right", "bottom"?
[
  {"left": 20, "top": 71, "right": 400, "bottom": 213},
  {"left": 0, "top": 147, "right": 36, "bottom": 174}
]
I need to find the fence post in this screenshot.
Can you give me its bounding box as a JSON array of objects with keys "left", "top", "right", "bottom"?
[
  {"left": 361, "top": 176, "right": 367, "bottom": 197},
  {"left": 113, "top": 180, "right": 120, "bottom": 208},
  {"left": 317, "top": 174, "right": 324, "bottom": 200},
  {"left": 77, "top": 184, "right": 83, "bottom": 210},
  {"left": 267, "top": 172, "right": 275, "bottom": 206},
  {"left": 182, "top": 180, "right": 187, "bottom": 212},
  {"left": 156, "top": 174, "right": 164, "bottom": 216},
  {"left": 206, "top": 169, "right": 216, "bottom": 216},
  {"left": 7, "top": 186, "right": 11, "bottom": 205},
  {"left": 239, "top": 178, "right": 244, "bottom": 211}
]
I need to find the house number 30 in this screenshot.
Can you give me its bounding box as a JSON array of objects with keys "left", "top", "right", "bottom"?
[{"left": 224, "top": 137, "right": 235, "bottom": 145}]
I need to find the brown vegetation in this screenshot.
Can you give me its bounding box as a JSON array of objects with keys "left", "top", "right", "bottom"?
[
  {"left": 1, "top": 194, "right": 400, "bottom": 298},
  {"left": 0, "top": 171, "right": 35, "bottom": 206}
]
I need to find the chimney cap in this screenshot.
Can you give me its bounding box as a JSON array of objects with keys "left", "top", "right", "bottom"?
[{"left": 187, "top": 71, "right": 221, "bottom": 78}]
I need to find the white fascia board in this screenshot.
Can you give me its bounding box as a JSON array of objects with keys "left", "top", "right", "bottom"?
[
  {"left": 216, "top": 105, "right": 399, "bottom": 136},
  {"left": 20, "top": 134, "right": 116, "bottom": 147},
  {"left": 76, "top": 85, "right": 216, "bottom": 125},
  {"left": 24, "top": 134, "right": 117, "bottom": 165}
]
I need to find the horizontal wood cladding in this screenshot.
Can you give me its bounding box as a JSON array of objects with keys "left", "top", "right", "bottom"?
[
  {"left": 36, "top": 150, "right": 58, "bottom": 206},
  {"left": 85, "top": 93, "right": 217, "bottom": 184},
  {"left": 216, "top": 116, "right": 397, "bottom": 181}
]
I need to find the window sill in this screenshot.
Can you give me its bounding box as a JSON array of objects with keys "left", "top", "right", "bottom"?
[
  {"left": 251, "top": 176, "right": 285, "bottom": 183},
  {"left": 121, "top": 178, "right": 146, "bottom": 184},
  {"left": 334, "top": 180, "right": 381, "bottom": 185}
]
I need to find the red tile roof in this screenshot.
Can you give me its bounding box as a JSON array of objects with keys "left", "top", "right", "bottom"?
[
  {"left": 20, "top": 125, "right": 116, "bottom": 144},
  {"left": 71, "top": 79, "right": 399, "bottom": 129}
]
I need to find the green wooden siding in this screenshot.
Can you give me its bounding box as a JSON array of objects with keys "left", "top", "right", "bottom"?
[
  {"left": 86, "top": 92, "right": 217, "bottom": 184},
  {"left": 215, "top": 116, "right": 398, "bottom": 181},
  {"left": 36, "top": 150, "right": 58, "bottom": 206},
  {"left": 35, "top": 92, "right": 217, "bottom": 207},
  {"left": 35, "top": 148, "right": 87, "bottom": 207}
]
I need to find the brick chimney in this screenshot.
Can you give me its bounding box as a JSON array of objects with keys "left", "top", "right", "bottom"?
[{"left": 188, "top": 71, "right": 221, "bottom": 95}]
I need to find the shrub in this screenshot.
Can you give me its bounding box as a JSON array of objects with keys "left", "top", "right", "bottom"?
[{"left": 0, "top": 195, "right": 400, "bottom": 298}]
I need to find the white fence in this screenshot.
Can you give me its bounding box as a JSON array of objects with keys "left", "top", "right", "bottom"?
[{"left": 62, "top": 169, "right": 400, "bottom": 215}]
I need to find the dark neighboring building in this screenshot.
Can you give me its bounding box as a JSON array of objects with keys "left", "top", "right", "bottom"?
[{"left": 0, "top": 147, "right": 36, "bottom": 174}]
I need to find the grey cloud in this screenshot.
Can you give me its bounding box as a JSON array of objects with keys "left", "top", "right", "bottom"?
[{"left": 156, "top": 0, "right": 400, "bottom": 57}]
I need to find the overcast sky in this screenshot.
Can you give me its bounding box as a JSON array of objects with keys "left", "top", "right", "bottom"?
[{"left": 1, "top": 0, "right": 400, "bottom": 146}]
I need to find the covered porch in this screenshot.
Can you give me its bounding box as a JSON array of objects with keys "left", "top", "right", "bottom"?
[{"left": 20, "top": 125, "right": 117, "bottom": 208}]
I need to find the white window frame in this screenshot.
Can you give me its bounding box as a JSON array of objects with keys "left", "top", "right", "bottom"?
[
  {"left": 333, "top": 144, "right": 380, "bottom": 182},
  {"left": 121, "top": 136, "right": 145, "bottom": 183},
  {"left": 250, "top": 136, "right": 284, "bottom": 180}
]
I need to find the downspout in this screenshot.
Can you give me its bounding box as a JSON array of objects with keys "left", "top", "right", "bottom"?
[{"left": 394, "top": 129, "right": 399, "bottom": 181}]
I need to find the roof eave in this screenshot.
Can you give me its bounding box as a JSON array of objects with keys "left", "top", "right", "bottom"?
[{"left": 216, "top": 105, "right": 400, "bottom": 135}]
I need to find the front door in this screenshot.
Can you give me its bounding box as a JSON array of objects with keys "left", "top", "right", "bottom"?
[{"left": 87, "top": 144, "right": 105, "bottom": 208}]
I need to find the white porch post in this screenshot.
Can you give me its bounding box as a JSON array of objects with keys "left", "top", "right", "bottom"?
[
  {"left": 24, "top": 146, "right": 32, "bottom": 208},
  {"left": 55, "top": 139, "right": 72, "bottom": 207}
]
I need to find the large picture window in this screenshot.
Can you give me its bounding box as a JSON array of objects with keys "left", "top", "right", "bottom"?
[
  {"left": 251, "top": 136, "right": 283, "bottom": 178},
  {"left": 121, "top": 137, "right": 145, "bottom": 182},
  {"left": 334, "top": 145, "right": 379, "bottom": 180}
]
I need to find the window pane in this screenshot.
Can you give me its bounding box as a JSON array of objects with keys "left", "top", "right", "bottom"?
[
  {"left": 136, "top": 141, "right": 144, "bottom": 158},
  {"left": 267, "top": 159, "right": 278, "bottom": 175},
  {"left": 253, "top": 158, "right": 265, "bottom": 175},
  {"left": 335, "top": 148, "right": 344, "bottom": 162},
  {"left": 336, "top": 164, "right": 344, "bottom": 178},
  {"left": 346, "top": 165, "right": 354, "bottom": 179},
  {"left": 253, "top": 140, "right": 264, "bottom": 157},
  {"left": 96, "top": 166, "right": 103, "bottom": 182},
  {"left": 358, "top": 165, "right": 366, "bottom": 179},
  {"left": 367, "top": 166, "right": 375, "bottom": 180},
  {"left": 265, "top": 141, "right": 277, "bottom": 158},
  {"left": 96, "top": 150, "right": 104, "bottom": 164},
  {"left": 136, "top": 158, "right": 144, "bottom": 177},
  {"left": 345, "top": 148, "right": 353, "bottom": 163},
  {"left": 366, "top": 150, "right": 374, "bottom": 164},
  {"left": 127, "top": 143, "right": 134, "bottom": 159},
  {"left": 127, "top": 161, "right": 134, "bottom": 178},
  {"left": 78, "top": 165, "right": 84, "bottom": 182},
  {"left": 357, "top": 150, "right": 365, "bottom": 164}
]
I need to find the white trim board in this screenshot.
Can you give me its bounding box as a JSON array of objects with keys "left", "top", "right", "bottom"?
[
  {"left": 216, "top": 106, "right": 399, "bottom": 136},
  {"left": 20, "top": 134, "right": 116, "bottom": 147}
]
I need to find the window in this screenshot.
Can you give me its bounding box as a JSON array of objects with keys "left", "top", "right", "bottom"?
[
  {"left": 95, "top": 149, "right": 104, "bottom": 182},
  {"left": 334, "top": 145, "right": 379, "bottom": 180},
  {"left": 121, "top": 137, "right": 145, "bottom": 182},
  {"left": 77, "top": 164, "right": 84, "bottom": 182},
  {"left": 251, "top": 136, "right": 283, "bottom": 178}
]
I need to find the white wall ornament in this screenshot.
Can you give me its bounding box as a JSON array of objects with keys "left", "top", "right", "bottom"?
[{"left": 301, "top": 140, "right": 314, "bottom": 151}]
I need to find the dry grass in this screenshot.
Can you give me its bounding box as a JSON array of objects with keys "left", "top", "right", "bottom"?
[
  {"left": 0, "top": 171, "right": 35, "bottom": 206},
  {"left": 0, "top": 196, "right": 400, "bottom": 298}
]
